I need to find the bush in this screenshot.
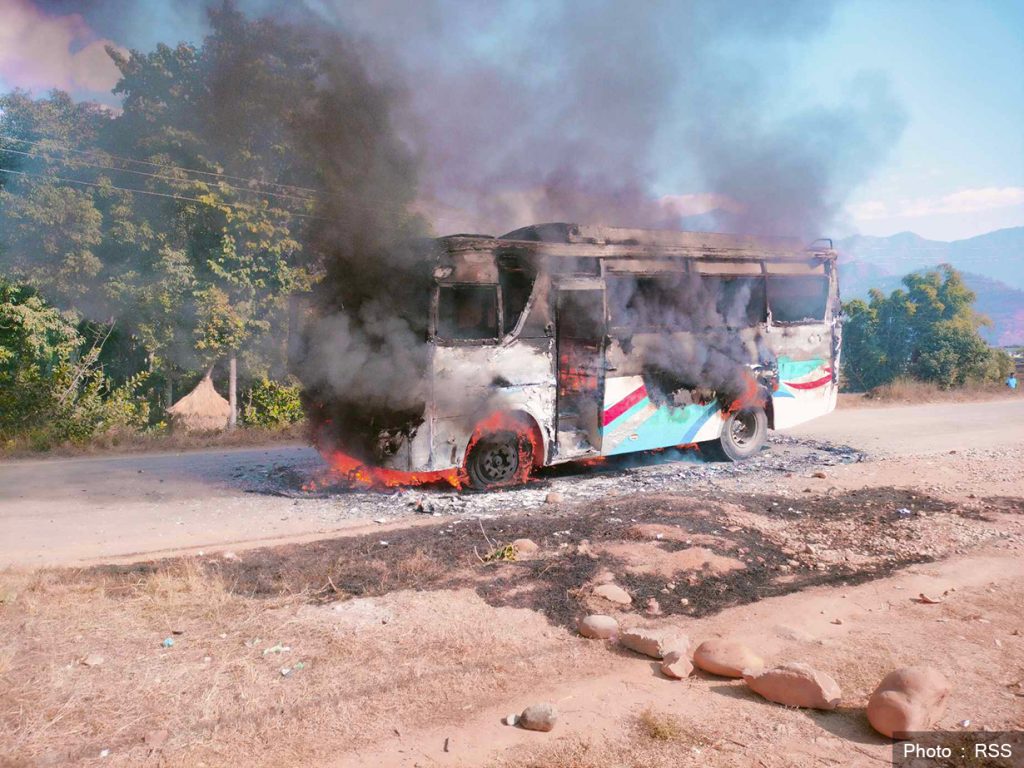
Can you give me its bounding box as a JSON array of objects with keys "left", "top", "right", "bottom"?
[
  {"left": 242, "top": 377, "right": 303, "bottom": 428},
  {"left": 0, "top": 279, "right": 150, "bottom": 450}
]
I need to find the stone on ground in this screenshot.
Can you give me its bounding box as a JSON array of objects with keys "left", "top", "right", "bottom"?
[
  {"left": 660, "top": 650, "right": 694, "bottom": 679},
  {"left": 519, "top": 703, "right": 558, "bottom": 732},
  {"left": 744, "top": 662, "right": 842, "bottom": 710},
  {"left": 867, "top": 667, "right": 951, "bottom": 738},
  {"left": 692, "top": 639, "right": 763, "bottom": 678},
  {"left": 512, "top": 538, "right": 539, "bottom": 555},
  {"left": 578, "top": 614, "right": 618, "bottom": 639},
  {"left": 619, "top": 627, "right": 689, "bottom": 660},
  {"left": 593, "top": 583, "right": 632, "bottom": 605}
]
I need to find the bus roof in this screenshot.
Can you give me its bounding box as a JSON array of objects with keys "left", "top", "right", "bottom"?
[{"left": 435, "top": 222, "right": 835, "bottom": 263}]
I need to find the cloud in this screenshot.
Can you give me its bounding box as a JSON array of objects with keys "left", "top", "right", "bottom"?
[
  {"left": 0, "top": 0, "right": 123, "bottom": 95},
  {"left": 851, "top": 187, "right": 1024, "bottom": 220}
]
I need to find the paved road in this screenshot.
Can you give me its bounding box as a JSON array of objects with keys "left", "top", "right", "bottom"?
[{"left": 2, "top": 398, "right": 1022, "bottom": 567}]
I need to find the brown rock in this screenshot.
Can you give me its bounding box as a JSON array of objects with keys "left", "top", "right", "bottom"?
[
  {"left": 519, "top": 703, "right": 558, "bottom": 732},
  {"left": 693, "top": 639, "right": 763, "bottom": 678},
  {"left": 744, "top": 663, "right": 841, "bottom": 710},
  {"left": 645, "top": 597, "right": 662, "bottom": 615},
  {"left": 660, "top": 650, "right": 694, "bottom": 679},
  {"left": 867, "top": 667, "right": 950, "bottom": 738},
  {"left": 812, "top": 471, "right": 828, "bottom": 479},
  {"left": 512, "top": 538, "right": 539, "bottom": 555},
  {"left": 578, "top": 614, "right": 618, "bottom": 640},
  {"left": 593, "top": 583, "right": 632, "bottom": 605},
  {"left": 619, "top": 627, "right": 689, "bottom": 660}
]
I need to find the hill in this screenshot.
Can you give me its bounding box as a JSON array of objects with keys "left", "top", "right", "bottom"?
[{"left": 838, "top": 228, "right": 1024, "bottom": 345}]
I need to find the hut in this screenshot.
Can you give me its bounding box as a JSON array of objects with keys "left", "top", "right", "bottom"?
[{"left": 167, "top": 373, "right": 232, "bottom": 432}]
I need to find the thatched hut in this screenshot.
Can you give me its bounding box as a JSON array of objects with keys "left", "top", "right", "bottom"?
[{"left": 167, "top": 373, "right": 231, "bottom": 432}]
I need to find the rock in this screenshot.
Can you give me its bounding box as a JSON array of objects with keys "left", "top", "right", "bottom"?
[
  {"left": 578, "top": 614, "right": 618, "bottom": 640},
  {"left": 503, "top": 713, "right": 519, "bottom": 726},
  {"left": 645, "top": 597, "right": 662, "bottom": 615},
  {"left": 512, "top": 538, "right": 539, "bottom": 555},
  {"left": 867, "top": 667, "right": 950, "bottom": 738},
  {"left": 545, "top": 492, "right": 564, "bottom": 504},
  {"left": 593, "top": 583, "right": 632, "bottom": 605},
  {"left": 744, "top": 663, "right": 841, "bottom": 710},
  {"left": 660, "top": 650, "right": 694, "bottom": 679},
  {"left": 519, "top": 703, "right": 558, "bottom": 732},
  {"left": 81, "top": 653, "right": 104, "bottom": 668},
  {"left": 619, "top": 627, "right": 689, "bottom": 660},
  {"left": 692, "top": 639, "right": 763, "bottom": 678},
  {"left": 812, "top": 471, "right": 828, "bottom": 479}
]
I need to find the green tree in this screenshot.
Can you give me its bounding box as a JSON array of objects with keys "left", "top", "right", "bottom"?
[{"left": 842, "top": 265, "right": 1002, "bottom": 390}]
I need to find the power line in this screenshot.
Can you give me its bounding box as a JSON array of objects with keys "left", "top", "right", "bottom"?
[
  {"left": 0, "top": 133, "right": 319, "bottom": 196},
  {"left": 0, "top": 134, "right": 421, "bottom": 216},
  {"left": 0, "top": 167, "right": 327, "bottom": 221},
  {"left": 1, "top": 146, "right": 319, "bottom": 208}
]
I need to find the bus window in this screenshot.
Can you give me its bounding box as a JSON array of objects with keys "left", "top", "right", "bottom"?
[
  {"left": 499, "top": 266, "right": 534, "bottom": 336},
  {"left": 767, "top": 276, "right": 829, "bottom": 323},
  {"left": 436, "top": 285, "right": 499, "bottom": 341},
  {"left": 716, "top": 277, "right": 766, "bottom": 328}
]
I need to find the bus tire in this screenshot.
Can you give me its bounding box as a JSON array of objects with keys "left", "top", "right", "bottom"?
[
  {"left": 465, "top": 429, "right": 533, "bottom": 490},
  {"left": 703, "top": 406, "right": 767, "bottom": 462}
]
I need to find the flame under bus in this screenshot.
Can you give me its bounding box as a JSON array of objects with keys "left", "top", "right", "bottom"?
[{"left": 338, "top": 223, "right": 838, "bottom": 488}]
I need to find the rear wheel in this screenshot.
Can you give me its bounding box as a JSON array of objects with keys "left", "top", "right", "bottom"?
[
  {"left": 465, "top": 429, "right": 534, "bottom": 489},
  {"left": 702, "top": 406, "right": 767, "bottom": 462}
]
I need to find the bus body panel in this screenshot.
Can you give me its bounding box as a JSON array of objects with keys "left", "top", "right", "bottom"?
[{"left": 600, "top": 374, "right": 726, "bottom": 455}]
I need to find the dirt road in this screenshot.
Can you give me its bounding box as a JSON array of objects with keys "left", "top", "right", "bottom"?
[
  {"left": 1, "top": 398, "right": 1021, "bottom": 567},
  {"left": 3, "top": 398, "right": 1023, "bottom": 767}
]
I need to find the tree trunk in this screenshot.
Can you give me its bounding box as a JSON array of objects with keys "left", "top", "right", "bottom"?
[
  {"left": 165, "top": 376, "right": 174, "bottom": 409},
  {"left": 228, "top": 354, "right": 238, "bottom": 430}
]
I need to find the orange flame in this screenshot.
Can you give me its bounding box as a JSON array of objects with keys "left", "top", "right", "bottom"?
[{"left": 309, "top": 410, "right": 539, "bottom": 491}]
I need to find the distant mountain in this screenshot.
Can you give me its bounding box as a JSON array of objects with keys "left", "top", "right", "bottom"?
[
  {"left": 838, "top": 227, "right": 1024, "bottom": 345},
  {"left": 838, "top": 227, "right": 1024, "bottom": 291}
]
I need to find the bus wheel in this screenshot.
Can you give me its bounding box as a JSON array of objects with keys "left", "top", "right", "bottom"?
[
  {"left": 465, "top": 430, "right": 533, "bottom": 490},
  {"left": 703, "top": 406, "right": 767, "bottom": 462}
]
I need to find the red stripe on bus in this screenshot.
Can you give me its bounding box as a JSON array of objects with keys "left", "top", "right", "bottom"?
[
  {"left": 602, "top": 385, "right": 648, "bottom": 426},
  {"left": 785, "top": 370, "right": 833, "bottom": 390}
]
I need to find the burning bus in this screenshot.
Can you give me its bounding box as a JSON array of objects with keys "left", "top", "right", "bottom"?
[{"left": 298, "top": 223, "right": 840, "bottom": 489}]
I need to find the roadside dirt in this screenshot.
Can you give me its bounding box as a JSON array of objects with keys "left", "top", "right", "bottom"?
[{"left": 2, "top": 400, "right": 1024, "bottom": 767}]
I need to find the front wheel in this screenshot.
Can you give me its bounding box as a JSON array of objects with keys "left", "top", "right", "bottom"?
[
  {"left": 465, "top": 429, "right": 534, "bottom": 490},
  {"left": 702, "top": 406, "right": 767, "bottom": 462}
]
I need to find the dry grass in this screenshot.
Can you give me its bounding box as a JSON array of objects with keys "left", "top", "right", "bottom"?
[
  {"left": 636, "top": 707, "right": 685, "bottom": 741},
  {"left": 0, "top": 421, "right": 307, "bottom": 460},
  {"left": 0, "top": 560, "right": 603, "bottom": 767},
  {"left": 839, "top": 377, "right": 1020, "bottom": 408}
]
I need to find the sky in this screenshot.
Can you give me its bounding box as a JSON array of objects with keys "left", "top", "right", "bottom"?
[{"left": 0, "top": 0, "right": 1021, "bottom": 242}]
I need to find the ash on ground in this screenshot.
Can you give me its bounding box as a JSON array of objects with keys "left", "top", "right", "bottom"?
[{"left": 247, "top": 435, "right": 865, "bottom": 524}]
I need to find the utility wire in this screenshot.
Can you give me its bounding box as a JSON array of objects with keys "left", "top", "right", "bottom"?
[
  {"left": 1, "top": 146, "right": 319, "bottom": 207},
  {"left": 0, "top": 134, "right": 420, "bottom": 216},
  {"left": 0, "top": 167, "right": 328, "bottom": 221},
  {"left": 0, "top": 133, "right": 319, "bottom": 196}
]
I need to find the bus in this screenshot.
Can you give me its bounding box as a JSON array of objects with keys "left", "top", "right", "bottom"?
[{"left": 304, "top": 222, "right": 841, "bottom": 489}]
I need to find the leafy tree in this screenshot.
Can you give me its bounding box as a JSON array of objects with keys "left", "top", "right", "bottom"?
[
  {"left": 842, "top": 265, "right": 1003, "bottom": 390},
  {"left": 0, "top": 278, "right": 148, "bottom": 448}
]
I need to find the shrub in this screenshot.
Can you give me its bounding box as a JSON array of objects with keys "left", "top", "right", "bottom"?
[{"left": 242, "top": 377, "right": 304, "bottom": 428}]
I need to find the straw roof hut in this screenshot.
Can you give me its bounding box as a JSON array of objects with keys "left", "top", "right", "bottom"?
[{"left": 167, "top": 373, "right": 231, "bottom": 432}]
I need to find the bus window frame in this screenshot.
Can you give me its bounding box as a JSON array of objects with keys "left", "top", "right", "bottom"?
[
  {"left": 431, "top": 282, "right": 504, "bottom": 346},
  {"left": 765, "top": 273, "right": 832, "bottom": 326}
]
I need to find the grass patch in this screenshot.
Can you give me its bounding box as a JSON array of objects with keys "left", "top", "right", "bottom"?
[
  {"left": 637, "top": 707, "right": 685, "bottom": 741},
  {"left": 840, "top": 377, "right": 1020, "bottom": 408}
]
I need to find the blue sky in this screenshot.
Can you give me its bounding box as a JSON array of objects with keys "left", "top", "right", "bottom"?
[{"left": 1, "top": 0, "right": 1022, "bottom": 241}]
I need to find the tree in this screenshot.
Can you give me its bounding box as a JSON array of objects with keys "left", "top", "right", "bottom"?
[{"left": 842, "top": 265, "right": 1002, "bottom": 390}]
